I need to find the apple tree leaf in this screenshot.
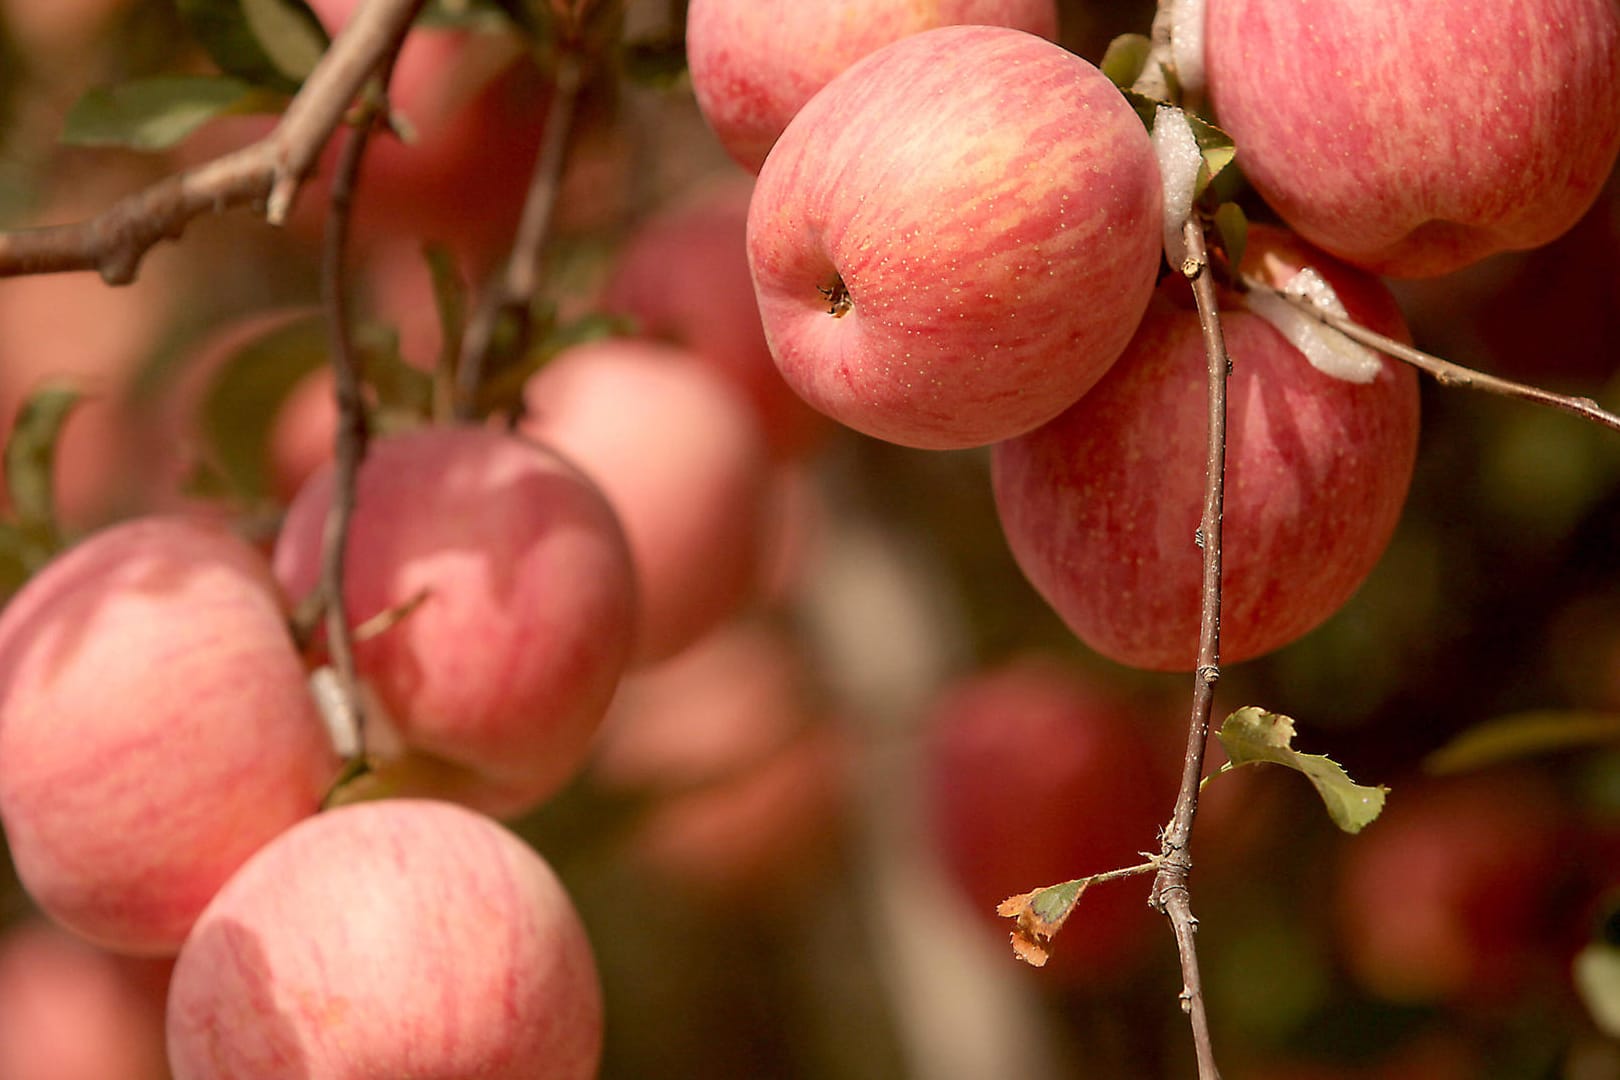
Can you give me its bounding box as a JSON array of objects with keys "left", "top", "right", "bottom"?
[
  {"left": 1216, "top": 707, "right": 1388, "bottom": 833},
  {"left": 1213, "top": 201, "right": 1248, "bottom": 271},
  {"left": 1101, "top": 33, "right": 1152, "bottom": 91},
  {"left": 195, "top": 313, "right": 329, "bottom": 500},
  {"left": 622, "top": 34, "right": 689, "bottom": 89},
  {"left": 3, "top": 383, "right": 81, "bottom": 567},
  {"left": 1425, "top": 711, "right": 1620, "bottom": 774},
  {"left": 997, "top": 878, "right": 1090, "bottom": 968},
  {"left": 177, "top": 0, "right": 330, "bottom": 94},
  {"left": 1121, "top": 89, "right": 1236, "bottom": 199},
  {"left": 61, "top": 75, "right": 275, "bottom": 151}
]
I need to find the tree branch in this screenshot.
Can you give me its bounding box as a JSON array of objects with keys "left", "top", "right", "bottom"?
[
  {"left": 1151, "top": 215, "right": 1227, "bottom": 1080},
  {"left": 453, "top": 52, "right": 584, "bottom": 420},
  {"left": 1245, "top": 273, "right": 1620, "bottom": 435},
  {"left": 0, "top": 0, "right": 429, "bottom": 284}
]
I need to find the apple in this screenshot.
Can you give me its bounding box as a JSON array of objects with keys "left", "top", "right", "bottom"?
[
  {"left": 992, "top": 226, "right": 1420, "bottom": 671},
  {"left": 1205, "top": 0, "right": 1620, "bottom": 277},
  {"left": 747, "top": 25, "right": 1163, "bottom": 449},
  {"left": 687, "top": 0, "right": 1059, "bottom": 173},
  {"left": 599, "top": 177, "right": 828, "bottom": 457},
  {"left": 0, "top": 919, "right": 171, "bottom": 1080},
  {"left": 1335, "top": 771, "right": 1570, "bottom": 1006},
  {"left": 0, "top": 516, "right": 337, "bottom": 954},
  {"left": 522, "top": 338, "right": 771, "bottom": 663},
  {"left": 923, "top": 655, "right": 1173, "bottom": 981},
  {"left": 272, "top": 426, "right": 637, "bottom": 817},
  {"left": 591, "top": 617, "right": 847, "bottom": 899},
  {"left": 165, "top": 799, "right": 602, "bottom": 1080}
]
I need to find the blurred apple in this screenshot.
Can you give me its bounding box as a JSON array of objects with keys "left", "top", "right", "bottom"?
[
  {"left": 0, "top": 919, "right": 170, "bottom": 1080},
  {"left": 523, "top": 337, "right": 772, "bottom": 663}
]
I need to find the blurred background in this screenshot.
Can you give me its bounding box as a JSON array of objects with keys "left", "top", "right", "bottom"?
[{"left": 2, "top": 0, "right": 1620, "bottom": 1077}]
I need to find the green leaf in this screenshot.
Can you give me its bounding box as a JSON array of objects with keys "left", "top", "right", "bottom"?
[
  {"left": 419, "top": 0, "right": 522, "bottom": 32},
  {"left": 997, "top": 877, "right": 1090, "bottom": 968},
  {"left": 1100, "top": 33, "right": 1152, "bottom": 91},
  {"left": 197, "top": 313, "right": 329, "bottom": 499},
  {"left": 1216, "top": 707, "right": 1388, "bottom": 833},
  {"left": 422, "top": 242, "right": 467, "bottom": 388},
  {"left": 177, "top": 0, "right": 330, "bottom": 93},
  {"left": 5, "top": 384, "right": 81, "bottom": 539},
  {"left": 0, "top": 522, "right": 35, "bottom": 601},
  {"left": 1119, "top": 90, "right": 1234, "bottom": 198},
  {"left": 1213, "top": 201, "right": 1248, "bottom": 271},
  {"left": 1425, "top": 711, "right": 1620, "bottom": 774},
  {"left": 358, "top": 323, "right": 436, "bottom": 422},
  {"left": 61, "top": 76, "right": 271, "bottom": 151}
]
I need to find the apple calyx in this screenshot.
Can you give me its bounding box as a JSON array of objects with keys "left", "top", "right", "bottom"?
[{"left": 817, "top": 277, "right": 852, "bottom": 318}]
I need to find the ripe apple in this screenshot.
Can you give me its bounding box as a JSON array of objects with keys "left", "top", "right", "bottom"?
[
  {"left": 272, "top": 426, "right": 637, "bottom": 817},
  {"left": 992, "top": 226, "right": 1420, "bottom": 671},
  {"left": 687, "top": 0, "right": 1059, "bottom": 173},
  {"left": 599, "top": 177, "right": 828, "bottom": 457},
  {"left": 0, "top": 920, "right": 171, "bottom": 1080},
  {"left": 923, "top": 655, "right": 1173, "bottom": 981},
  {"left": 0, "top": 516, "right": 337, "bottom": 954},
  {"left": 747, "top": 25, "right": 1163, "bottom": 449},
  {"left": 1205, "top": 0, "right": 1620, "bottom": 277},
  {"left": 1335, "top": 771, "right": 1570, "bottom": 1006},
  {"left": 591, "top": 617, "right": 847, "bottom": 899},
  {"left": 165, "top": 799, "right": 602, "bottom": 1080},
  {"left": 522, "top": 338, "right": 771, "bottom": 663}
]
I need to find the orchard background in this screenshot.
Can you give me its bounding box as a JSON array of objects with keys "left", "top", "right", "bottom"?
[{"left": 1, "top": 0, "right": 1619, "bottom": 1077}]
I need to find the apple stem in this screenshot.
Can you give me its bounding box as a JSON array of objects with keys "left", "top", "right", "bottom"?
[
  {"left": 1152, "top": 214, "right": 1229, "bottom": 1080},
  {"left": 454, "top": 52, "right": 586, "bottom": 420},
  {"left": 315, "top": 48, "right": 411, "bottom": 772},
  {"left": 0, "top": 0, "right": 430, "bottom": 284},
  {"left": 1247, "top": 274, "right": 1620, "bottom": 435}
]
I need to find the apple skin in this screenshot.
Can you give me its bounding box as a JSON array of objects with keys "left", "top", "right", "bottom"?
[
  {"left": 747, "top": 24, "right": 1163, "bottom": 450},
  {"left": 0, "top": 920, "right": 171, "bottom": 1080},
  {"left": 599, "top": 178, "right": 828, "bottom": 458},
  {"left": 1334, "top": 772, "right": 1569, "bottom": 1006},
  {"left": 1206, "top": 0, "right": 1620, "bottom": 278},
  {"left": 687, "top": 0, "right": 1058, "bottom": 173},
  {"left": 272, "top": 427, "right": 637, "bottom": 817},
  {"left": 992, "top": 226, "right": 1420, "bottom": 671},
  {"left": 165, "top": 799, "right": 602, "bottom": 1080},
  {"left": 923, "top": 655, "right": 1172, "bottom": 982},
  {"left": 522, "top": 338, "right": 771, "bottom": 664},
  {"left": 0, "top": 516, "right": 338, "bottom": 954}
]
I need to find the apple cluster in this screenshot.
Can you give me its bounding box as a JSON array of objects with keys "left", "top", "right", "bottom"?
[
  {"left": 3, "top": 0, "right": 1620, "bottom": 1073},
  {"left": 682, "top": 0, "right": 1620, "bottom": 672}
]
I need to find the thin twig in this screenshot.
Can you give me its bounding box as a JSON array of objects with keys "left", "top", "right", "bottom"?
[
  {"left": 0, "top": 0, "right": 428, "bottom": 284},
  {"left": 1246, "top": 274, "right": 1620, "bottom": 435},
  {"left": 315, "top": 49, "right": 405, "bottom": 767},
  {"left": 453, "top": 53, "right": 584, "bottom": 420},
  {"left": 1151, "top": 215, "right": 1227, "bottom": 1080}
]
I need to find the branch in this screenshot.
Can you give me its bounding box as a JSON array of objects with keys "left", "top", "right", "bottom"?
[
  {"left": 1246, "top": 274, "right": 1620, "bottom": 435},
  {"left": 453, "top": 52, "right": 584, "bottom": 420},
  {"left": 1151, "top": 215, "right": 1227, "bottom": 1080},
  {"left": 0, "top": 0, "right": 429, "bottom": 284}
]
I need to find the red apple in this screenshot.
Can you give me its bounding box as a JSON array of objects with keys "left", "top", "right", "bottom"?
[
  {"left": 992, "top": 226, "right": 1420, "bottom": 670},
  {"left": 599, "top": 177, "right": 827, "bottom": 457},
  {"left": 522, "top": 338, "right": 771, "bottom": 663},
  {"left": 923, "top": 655, "right": 1172, "bottom": 980},
  {"left": 747, "top": 25, "right": 1162, "bottom": 449},
  {"left": 687, "top": 0, "right": 1059, "bottom": 173},
  {"left": 272, "top": 426, "right": 637, "bottom": 817},
  {"left": 0, "top": 919, "right": 170, "bottom": 1080},
  {"left": 591, "top": 617, "right": 847, "bottom": 899},
  {"left": 166, "top": 799, "right": 602, "bottom": 1080},
  {"left": 1335, "top": 771, "right": 1570, "bottom": 1006},
  {"left": 1206, "top": 0, "right": 1620, "bottom": 277},
  {"left": 0, "top": 516, "right": 337, "bottom": 954}
]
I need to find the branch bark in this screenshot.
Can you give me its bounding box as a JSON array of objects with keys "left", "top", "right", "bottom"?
[
  {"left": 1151, "top": 215, "right": 1227, "bottom": 1080},
  {"left": 1246, "top": 274, "right": 1620, "bottom": 435},
  {"left": 0, "top": 0, "right": 429, "bottom": 284},
  {"left": 454, "top": 52, "right": 585, "bottom": 420}
]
